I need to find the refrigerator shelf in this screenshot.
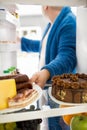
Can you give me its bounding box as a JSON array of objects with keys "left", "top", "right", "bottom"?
[{"left": 0, "top": 103, "right": 87, "bottom": 123}]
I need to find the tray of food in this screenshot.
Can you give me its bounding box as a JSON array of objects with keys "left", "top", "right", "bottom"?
[
  {"left": 48, "top": 73, "right": 87, "bottom": 106},
  {"left": 0, "top": 74, "right": 42, "bottom": 114}
]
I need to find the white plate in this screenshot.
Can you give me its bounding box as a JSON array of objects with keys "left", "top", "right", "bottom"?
[
  {"left": 48, "top": 87, "right": 87, "bottom": 106},
  {"left": 0, "top": 84, "right": 42, "bottom": 114}
]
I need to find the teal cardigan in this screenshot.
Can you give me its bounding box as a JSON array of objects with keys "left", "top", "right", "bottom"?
[{"left": 21, "top": 7, "right": 76, "bottom": 79}]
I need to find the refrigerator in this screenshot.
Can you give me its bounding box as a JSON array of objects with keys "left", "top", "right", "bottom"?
[{"left": 0, "top": 0, "right": 87, "bottom": 130}]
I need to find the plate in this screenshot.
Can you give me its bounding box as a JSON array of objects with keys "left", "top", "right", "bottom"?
[
  {"left": 0, "top": 84, "right": 42, "bottom": 114},
  {"left": 48, "top": 87, "right": 87, "bottom": 106}
]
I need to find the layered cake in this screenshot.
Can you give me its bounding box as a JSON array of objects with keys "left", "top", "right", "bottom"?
[{"left": 51, "top": 73, "right": 87, "bottom": 103}]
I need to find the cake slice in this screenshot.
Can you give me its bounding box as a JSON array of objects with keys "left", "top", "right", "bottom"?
[{"left": 8, "top": 88, "right": 38, "bottom": 108}]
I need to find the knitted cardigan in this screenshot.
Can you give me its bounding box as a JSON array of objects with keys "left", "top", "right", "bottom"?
[{"left": 21, "top": 6, "right": 76, "bottom": 79}]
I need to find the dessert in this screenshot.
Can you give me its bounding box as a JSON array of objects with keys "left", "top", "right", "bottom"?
[
  {"left": 0, "top": 74, "right": 39, "bottom": 110},
  {"left": 51, "top": 73, "right": 87, "bottom": 103},
  {"left": 8, "top": 88, "right": 38, "bottom": 108}
]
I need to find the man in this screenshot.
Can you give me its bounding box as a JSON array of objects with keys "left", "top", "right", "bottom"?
[{"left": 18, "top": 6, "right": 76, "bottom": 130}]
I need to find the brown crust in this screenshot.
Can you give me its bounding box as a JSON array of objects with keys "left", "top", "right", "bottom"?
[
  {"left": 16, "top": 81, "right": 32, "bottom": 90},
  {"left": 0, "top": 74, "right": 18, "bottom": 80},
  {"left": 14, "top": 74, "right": 29, "bottom": 83},
  {"left": 0, "top": 74, "right": 29, "bottom": 83}
]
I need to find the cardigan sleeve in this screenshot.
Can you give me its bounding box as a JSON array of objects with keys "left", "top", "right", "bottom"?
[{"left": 21, "top": 37, "right": 40, "bottom": 52}]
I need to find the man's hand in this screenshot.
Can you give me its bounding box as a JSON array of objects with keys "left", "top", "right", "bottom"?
[{"left": 30, "top": 69, "right": 50, "bottom": 89}]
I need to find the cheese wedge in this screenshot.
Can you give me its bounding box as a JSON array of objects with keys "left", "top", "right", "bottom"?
[{"left": 0, "top": 79, "right": 17, "bottom": 110}]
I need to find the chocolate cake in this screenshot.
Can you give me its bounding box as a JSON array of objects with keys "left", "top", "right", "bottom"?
[{"left": 51, "top": 73, "right": 87, "bottom": 103}]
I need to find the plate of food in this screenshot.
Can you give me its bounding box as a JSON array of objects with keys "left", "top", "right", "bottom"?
[
  {"left": 0, "top": 84, "right": 42, "bottom": 114},
  {"left": 49, "top": 73, "right": 87, "bottom": 106},
  {"left": 48, "top": 87, "right": 87, "bottom": 106}
]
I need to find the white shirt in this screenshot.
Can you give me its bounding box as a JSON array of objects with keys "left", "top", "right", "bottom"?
[{"left": 39, "top": 27, "right": 51, "bottom": 70}]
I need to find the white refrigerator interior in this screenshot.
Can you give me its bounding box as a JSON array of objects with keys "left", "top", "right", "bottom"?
[
  {"left": 0, "top": 9, "right": 19, "bottom": 75},
  {"left": 76, "top": 7, "right": 87, "bottom": 74}
]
